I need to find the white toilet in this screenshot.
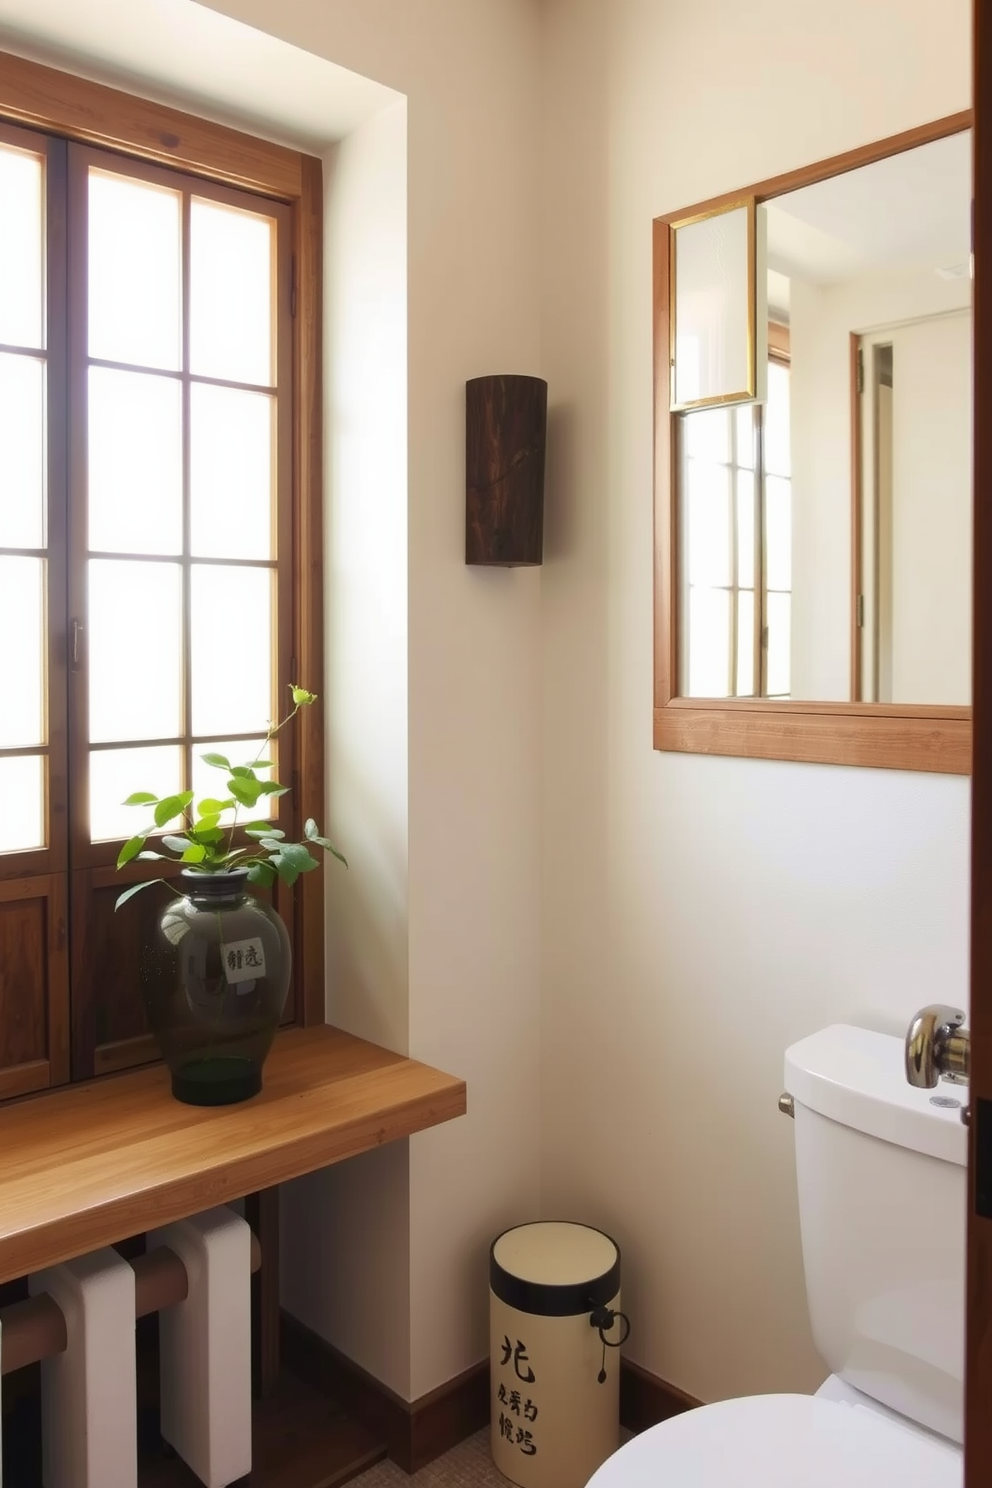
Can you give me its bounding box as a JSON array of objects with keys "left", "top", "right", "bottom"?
[{"left": 588, "top": 1024, "right": 966, "bottom": 1488}]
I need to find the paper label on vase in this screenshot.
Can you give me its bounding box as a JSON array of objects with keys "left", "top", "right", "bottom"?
[{"left": 222, "top": 937, "right": 266, "bottom": 984}]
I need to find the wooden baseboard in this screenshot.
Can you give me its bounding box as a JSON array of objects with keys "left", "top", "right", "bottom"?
[
  {"left": 283, "top": 1312, "right": 700, "bottom": 1474},
  {"left": 619, "top": 1358, "right": 701, "bottom": 1432},
  {"left": 282, "top": 1313, "right": 489, "bottom": 1475}
]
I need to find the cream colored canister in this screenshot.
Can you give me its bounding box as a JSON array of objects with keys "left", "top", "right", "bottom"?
[{"left": 490, "top": 1223, "right": 625, "bottom": 1488}]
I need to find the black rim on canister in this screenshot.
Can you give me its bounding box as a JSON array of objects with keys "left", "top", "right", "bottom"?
[{"left": 489, "top": 1222, "right": 622, "bottom": 1317}]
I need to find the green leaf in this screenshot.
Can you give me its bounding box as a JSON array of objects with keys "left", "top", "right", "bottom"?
[
  {"left": 247, "top": 861, "right": 277, "bottom": 888},
  {"left": 117, "top": 832, "right": 150, "bottom": 869},
  {"left": 243, "top": 820, "right": 274, "bottom": 835},
  {"left": 230, "top": 765, "right": 254, "bottom": 779},
  {"left": 200, "top": 753, "right": 231, "bottom": 770},
  {"left": 258, "top": 836, "right": 285, "bottom": 852},
  {"left": 154, "top": 792, "right": 193, "bottom": 828},
  {"left": 291, "top": 685, "right": 317, "bottom": 706},
  {"left": 242, "top": 759, "right": 273, "bottom": 770},
  {"left": 114, "top": 879, "right": 162, "bottom": 912},
  {"left": 162, "top": 835, "right": 191, "bottom": 853},
  {"left": 279, "top": 842, "right": 320, "bottom": 874},
  {"left": 257, "top": 781, "right": 290, "bottom": 797},
  {"left": 303, "top": 819, "right": 347, "bottom": 866},
  {"left": 197, "top": 798, "right": 232, "bottom": 818},
  {"left": 247, "top": 825, "right": 284, "bottom": 841},
  {"left": 229, "top": 776, "right": 263, "bottom": 808},
  {"left": 123, "top": 791, "right": 158, "bottom": 807},
  {"left": 193, "top": 826, "right": 224, "bottom": 844},
  {"left": 190, "top": 814, "right": 221, "bottom": 835},
  {"left": 270, "top": 853, "right": 300, "bottom": 887},
  {"left": 136, "top": 850, "right": 169, "bottom": 861},
  {"left": 182, "top": 843, "right": 206, "bottom": 863}
]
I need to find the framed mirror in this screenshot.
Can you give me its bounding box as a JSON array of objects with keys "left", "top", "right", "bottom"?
[{"left": 653, "top": 113, "right": 973, "bottom": 773}]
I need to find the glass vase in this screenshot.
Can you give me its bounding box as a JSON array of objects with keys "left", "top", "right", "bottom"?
[{"left": 141, "top": 868, "right": 291, "bottom": 1105}]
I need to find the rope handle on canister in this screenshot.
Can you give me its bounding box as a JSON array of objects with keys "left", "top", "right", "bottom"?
[{"left": 589, "top": 1305, "right": 631, "bottom": 1383}]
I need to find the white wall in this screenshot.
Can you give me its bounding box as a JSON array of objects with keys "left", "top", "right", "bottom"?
[
  {"left": 279, "top": 100, "right": 413, "bottom": 1391},
  {"left": 539, "top": 0, "right": 971, "bottom": 1405},
  {"left": 201, "top": 0, "right": 544, "bottom": 1400},
  {"left": 889, "top": 312, "right": 972, "bottom": 704},
  {"left": 789, "top": 263, "right": 970, "bottom": 701}
]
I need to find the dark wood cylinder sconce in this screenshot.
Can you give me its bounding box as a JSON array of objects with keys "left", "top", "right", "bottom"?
[{"left": 466, "top": 374, "right": 547, "bottom": 566}]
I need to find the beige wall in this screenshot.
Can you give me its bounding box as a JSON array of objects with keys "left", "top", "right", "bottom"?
[
  {"left": 204, "top": 0, "right": 545, "bottom": 1400},
  {"left": 539, "top": 0, "right": 971, "bottom": 1404},
  {"left": 789, "top": 265, "right": 971, "bottom": 702},
  {"left": 888, "top": 312, "right": 972, "bottom": 703}
]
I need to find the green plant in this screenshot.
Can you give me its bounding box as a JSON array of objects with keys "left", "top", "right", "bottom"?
[{"left": 114, "top": 685, "right": 346, "bottom": 910}]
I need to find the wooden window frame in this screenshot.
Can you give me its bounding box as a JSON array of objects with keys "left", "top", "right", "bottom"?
[
  {"left": 0, "top": 50, "right": 326, "bottom": 1047},
  {"left": 653, "top": 111, "right": 974, "bottom": 774},
  {"left": 679, "top": 329, "right": 791, "bottom": 702}
]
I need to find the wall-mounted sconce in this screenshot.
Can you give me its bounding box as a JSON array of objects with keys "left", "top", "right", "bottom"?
[{"left": 466, "top": 374, "right": 547, "bottom": 566}]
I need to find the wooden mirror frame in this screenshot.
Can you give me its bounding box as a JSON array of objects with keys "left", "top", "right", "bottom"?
[{"left": 653, "top": 111, "right": 974, "bottom": 775}]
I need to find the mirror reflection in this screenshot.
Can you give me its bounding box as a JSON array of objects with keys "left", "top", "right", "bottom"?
[{"left": 678, "top": 130, "right": 972, "bottom": 705}]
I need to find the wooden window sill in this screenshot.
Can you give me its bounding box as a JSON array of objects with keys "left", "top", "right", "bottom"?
[{"left": 0, "top": 1024, "right": 466, "bottom": 1286}]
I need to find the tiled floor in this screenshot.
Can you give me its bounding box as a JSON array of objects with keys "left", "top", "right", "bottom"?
[
  {"left": 350, "top": 1428, "right": 632, "bottom": 1488},
  {"left": 351, "top": 1430, "right": 506, "bottom": 1488}
]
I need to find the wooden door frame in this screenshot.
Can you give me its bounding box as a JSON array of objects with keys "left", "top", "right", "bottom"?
[{"left": 969, "top": 5, "right": 992, "bottom": 1485}]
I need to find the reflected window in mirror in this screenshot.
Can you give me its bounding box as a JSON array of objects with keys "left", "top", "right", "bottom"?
[{"left": 680, "top": 332, "right": 792, "bottom": 699}]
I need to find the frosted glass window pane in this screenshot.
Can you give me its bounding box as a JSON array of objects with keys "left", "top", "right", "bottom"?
[
  {"left": 0, "top": 755, "right": 44, "bottom": 852},
  {"left": 0, "top": 145, "right": 44, "bottom": 350},
  {"left": 191, "top": 384, "right": 275, "bottom": 559},
  {"left": 765, "top": 361, "right": 791, "bottom": 477},
  {"left": 191, "top": 566, "right": 272, "bottom": 736},
  {"left": 737, "top": 471, "right": 755, "bottom": 588},
  {"left": 89, "top": 560, "right": 182, "bottom": 742},
  {"left": 766, "top": 592, "right": 791, "bottom": 697},
  {"left": 192, "top": 737, "right": 276, "bottom": 825},
  {"left": 766, "top": 475, "right": 792, "bottom": 591},
  {"left": 89, "top": 744, "right": 182, "bottom": 842},
  {"left": 89, "top": 368, "right": 182, "bottom": 555},
  {"left": 0, "top": 557, "right": 44, "bottom": 747},
  {"left": 737, "top": 591, "right": 755, "bottom": 697},
  {"left": 89, "top": 171, "right": 181, "bottom": 370},
  {"left": 674, "top": 204, "right": 750, "bottom": 406},
  {"left": 686, "top": 459, "right": 732, "bottom": 588},
  {"left": 0, "top": 353, "right": 45, "bottom": 548},
  {"left": 687, "top": 588, "right": 731, "bottom": 697},
  {"left": 735, "top": 405, "right": 756, "bottom": 470},
  {"left": 190, "top": 199, "right": 274, "bottom": 386},
  {"left": 682, "top": 406, "right": 730, "bottom": 464}
]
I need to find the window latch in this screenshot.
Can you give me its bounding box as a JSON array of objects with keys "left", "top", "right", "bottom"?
[{"left": 71, "top": 617, "right": 84, "bottom": 670}]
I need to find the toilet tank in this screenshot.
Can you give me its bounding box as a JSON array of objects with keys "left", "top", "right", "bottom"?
[{"left": 784, "top": 1025, "right": 966, "bottom": 1444}]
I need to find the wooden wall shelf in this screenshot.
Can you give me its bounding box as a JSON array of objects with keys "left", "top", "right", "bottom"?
[
  {"left": 0, "top": 1025, "right": 466, "bottom": 1288},
  {"left": 0, "top": 1026, "right": 466, "bottom": 1487}
]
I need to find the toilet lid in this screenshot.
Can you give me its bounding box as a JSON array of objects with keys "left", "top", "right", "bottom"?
[{"left": 587, "top": 1395, "right": 962, "bottom": 1488}]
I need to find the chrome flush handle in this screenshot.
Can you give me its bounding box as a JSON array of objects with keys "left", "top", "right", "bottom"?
[{"left": 905, "top": 1005, "right": 970, "bottom": 1088}]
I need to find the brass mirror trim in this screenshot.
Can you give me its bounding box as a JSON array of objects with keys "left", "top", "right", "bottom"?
[
  {"left": 653, "top": 110, "right": 974, "bottom": 775},
  {"left": 669, "top": 197, "right": 758, "bottom": 412}
]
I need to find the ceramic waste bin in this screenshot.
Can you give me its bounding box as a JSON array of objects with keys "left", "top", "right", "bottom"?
[{"left": 490, "top": 1223, "right": 627, "bottom": 1488}]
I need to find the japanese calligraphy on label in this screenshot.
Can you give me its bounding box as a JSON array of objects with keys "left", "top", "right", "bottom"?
[
  {"left": 222, "top": 937, "right": 266, "bottom": 984},
  {"left": 497, "top": 1336, "right": 539, "bottom": 1457}
]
